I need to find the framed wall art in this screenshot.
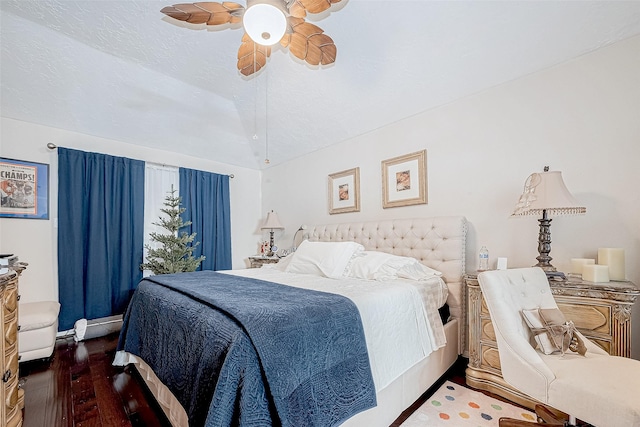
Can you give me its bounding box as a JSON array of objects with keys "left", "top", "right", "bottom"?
[
  {"left": 381, "top": 149, "right": 427, "bottom": 208},
  {"left": 328, "top": 167, "right": 360, "bottom": 214},
  {"left": 0, "top": 157, "right": 50, "bottom": 219}
]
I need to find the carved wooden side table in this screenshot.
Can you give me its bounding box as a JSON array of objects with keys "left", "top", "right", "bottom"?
[
  {"left": 465, "top": 273, "right": 640, "bottom": 409},
  {"left": 248, "top": 255, "right": 280, "bottom": 268}
]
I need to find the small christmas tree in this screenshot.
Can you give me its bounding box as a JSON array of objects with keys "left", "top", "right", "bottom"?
[{"left": 140, "top": 186, "right": 205, "bottom": 275}]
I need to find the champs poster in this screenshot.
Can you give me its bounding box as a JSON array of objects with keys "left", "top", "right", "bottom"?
[{"left": 0, "top": 158, "right": 49, "bottom": 219}]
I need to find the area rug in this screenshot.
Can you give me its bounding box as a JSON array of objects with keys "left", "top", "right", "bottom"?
[{"left": 401, "top": 381, "right": 536, "bottom": 426}]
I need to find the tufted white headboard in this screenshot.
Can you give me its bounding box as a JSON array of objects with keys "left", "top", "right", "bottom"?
[{"left": 304, "top": 216, "right": 467, "bottom": 353}]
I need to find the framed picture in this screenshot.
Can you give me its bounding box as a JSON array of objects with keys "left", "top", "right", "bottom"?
[
  {"left": 0, "top": 158, "right": 50, "bottom": 219},
  {"left": 382, "top": 149, "right": 427, "bottom": 208},
  {"left": 328, "top": 167, "right": 360, "bottom": 214}
]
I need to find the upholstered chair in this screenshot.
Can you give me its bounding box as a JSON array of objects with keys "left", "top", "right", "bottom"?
[
  {"left": 19, "top": 301, "right": 60, "bottom": 362},
  {"left": 477, "top": 267, "right": 640, "bottom": 427}
]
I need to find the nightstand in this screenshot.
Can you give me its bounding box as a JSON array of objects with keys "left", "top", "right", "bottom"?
[
  {"left": 465, "top": 273, "right": 640, "bottom": 409},
  {"left": 248, "top": 256, "right": 280, "bottom": 268}
]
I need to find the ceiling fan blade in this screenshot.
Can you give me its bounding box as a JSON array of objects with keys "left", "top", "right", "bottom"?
[
  {"left": 161, "top": 2, "right": 244, "bottom": 26},
  {"left": 237, "top": 33, "right": 272, "bottom": 76},
  {"left": 287, "top": 0, "right": 341, "bottom": 18},
  {"left": 287, "top": 18, "right": 336, "bottom": 66},
  {"left": 302, "top": 33, "right": 335, "bottom": 65},
  {"left": 280, "top": 33, "right": 291, "bottom": 48},
  {"left": 287, "top": 2, "right": 306, "bottom": 18}
]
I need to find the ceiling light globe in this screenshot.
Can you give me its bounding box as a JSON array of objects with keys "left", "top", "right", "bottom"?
[{"left": 243, "top": 4, "right": 286, "bottom": 47}]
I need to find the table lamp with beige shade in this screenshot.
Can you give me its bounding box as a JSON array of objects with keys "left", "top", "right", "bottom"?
[{"left": 511, "top": 166, "right": 586, "bottom": 279}]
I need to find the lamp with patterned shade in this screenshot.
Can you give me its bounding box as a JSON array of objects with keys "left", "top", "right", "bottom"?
[{"left": 511, "top": 166, "right": 586, "bottom": 279}]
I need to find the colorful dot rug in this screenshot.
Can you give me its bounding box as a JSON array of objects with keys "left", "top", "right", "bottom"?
[{"left": 401, "top": 381, "right": 536, "bottom": 426}]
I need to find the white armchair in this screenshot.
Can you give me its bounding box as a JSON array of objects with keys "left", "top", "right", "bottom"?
[{"left": 478, "top": 267, "right": 640, "bottom": 427}]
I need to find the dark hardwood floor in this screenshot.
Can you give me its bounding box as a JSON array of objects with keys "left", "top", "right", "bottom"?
[
  {"left": 18, "top": 333, "right": 471, "bottom": 427},
  {"left": 19, "top": 333, "right": 171, "bottom": 427}
]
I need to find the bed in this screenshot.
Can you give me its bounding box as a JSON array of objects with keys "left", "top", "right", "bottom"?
[{"left": 114, "top": 216, "right": 467, "bottom": 427}]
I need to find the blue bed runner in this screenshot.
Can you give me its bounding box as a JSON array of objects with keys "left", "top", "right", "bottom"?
[{"left": 117, "top": 271, "right": 376, "bottom": 427}]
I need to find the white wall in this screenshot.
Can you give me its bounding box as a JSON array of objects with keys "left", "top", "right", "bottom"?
[
  {"left": 262, "top": 35, "right": 640, "bottom": 358},
  {"left": 0, "top": 118, "right": 262, "bottom": 304}
]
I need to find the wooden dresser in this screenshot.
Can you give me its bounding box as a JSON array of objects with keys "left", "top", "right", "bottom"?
[
  {"left": 466, "top": 273, "right": 640, "bottom": 409},
  {"left": 1, "top": 258, "right": 27, "bottom": 427}
]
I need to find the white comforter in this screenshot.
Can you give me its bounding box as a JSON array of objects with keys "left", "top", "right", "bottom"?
[{"left": 223, "top": 267, "right": 448, "bottom": 391}]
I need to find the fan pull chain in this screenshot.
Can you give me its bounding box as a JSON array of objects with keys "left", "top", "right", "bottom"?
[
  {"left": 265, "top": 64, "right": 270, "bottom": 165},
  {"left": 253, "top": 42, "right": 258, "bottom": 141}
]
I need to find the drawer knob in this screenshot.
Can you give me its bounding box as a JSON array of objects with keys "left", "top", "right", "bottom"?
[{"left": 2, "top": 369, "right": 11, "bottom": 383}]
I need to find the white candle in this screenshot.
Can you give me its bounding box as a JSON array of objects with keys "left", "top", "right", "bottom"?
[
  {"left": 598, "top": 248, "right": 625, "bottom": 281},
  {"left": 582, "top": 264, "right": 610, "bottom": 283},
  {"left": 570, "top": 258, "right": 595, "bottom": 275}
]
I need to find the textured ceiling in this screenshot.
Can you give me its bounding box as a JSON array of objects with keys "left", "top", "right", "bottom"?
[{"left": 2, "top": 1, "right": 640, "bottom": 170}]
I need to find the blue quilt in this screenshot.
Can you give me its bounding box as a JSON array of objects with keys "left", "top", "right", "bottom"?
[{"left": 117, "top": 271, "right": 376, "bottom": 427}]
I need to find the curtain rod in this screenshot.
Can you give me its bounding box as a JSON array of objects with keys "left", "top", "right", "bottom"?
[{"left": 46, "top": 143, "right": 234, "bottom": 178}]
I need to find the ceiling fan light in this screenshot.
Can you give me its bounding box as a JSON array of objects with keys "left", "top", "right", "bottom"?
[{"left": 243, "top": 3, "right": 287, "bottom": 47}]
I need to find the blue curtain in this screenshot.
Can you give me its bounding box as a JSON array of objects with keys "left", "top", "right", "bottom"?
[
  {"left": 179, "top": 168, "right": 231, "bottom": 271},
  {"left": 58, "top": 148, "right": 145, "bottom": 331}
]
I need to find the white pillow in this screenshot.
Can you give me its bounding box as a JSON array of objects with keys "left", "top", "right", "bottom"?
[
  {"left": 396, "top": 261, "right": 443, "bottom": 281},
  {"left": 285, "top": 240, "right": 364, "bottom": 278},
  {"left": 266, "top": 253, "right": 292, "bottom": 271},
  {"left": 346, "top": 251, "right": 442, "bottom": 281}
]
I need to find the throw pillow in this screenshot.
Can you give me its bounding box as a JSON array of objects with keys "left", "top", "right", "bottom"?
[
  {"left": 521, "top": 308, "right": 560, "bottom": 355},
  {"left": 521, "top": 308, "right": 587, "bottom": 356},
  {"left": 539, "top": 308, "right": 587, "bottom": 356}
]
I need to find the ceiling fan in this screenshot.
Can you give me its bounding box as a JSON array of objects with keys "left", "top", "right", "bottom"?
[{"left": 161, "top": 0, "right": 342, "bottom": 76}]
